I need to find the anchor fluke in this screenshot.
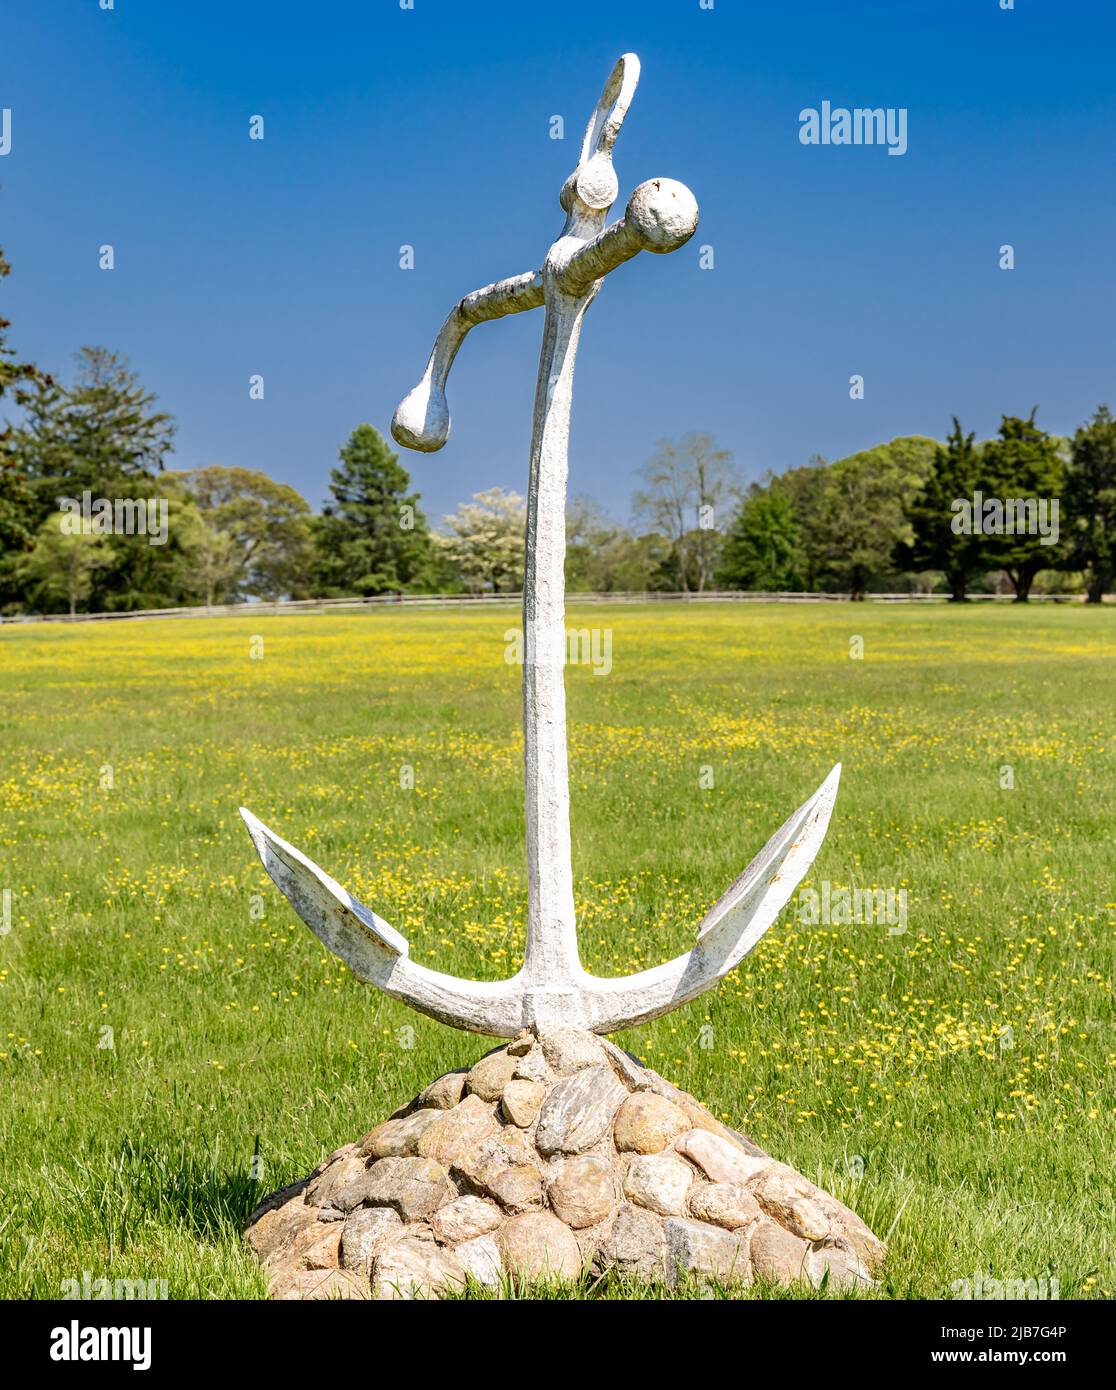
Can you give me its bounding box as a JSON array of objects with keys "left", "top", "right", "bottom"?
[
  {"left": 239, "top": 808, "right": 408, "bottom": 966},
  {"left": 581, "top": 764, "right": 842, "bottom": 1034}
]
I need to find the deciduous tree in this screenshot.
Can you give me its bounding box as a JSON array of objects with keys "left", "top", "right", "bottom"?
[
  {"left": 633, "top": 433, "right": 738, "bottom": 592},
  {"left": 438, "top": 487, "right": 526, "bottom": 593},
  {"left": 802, "top": 437, "right": 938, "bottom": 598},
  {"left": 716, "top": 486, "right": 804, "bottom": 591},
  {"left": 176, "top": 465, "right": 313, "bottom": 602}
]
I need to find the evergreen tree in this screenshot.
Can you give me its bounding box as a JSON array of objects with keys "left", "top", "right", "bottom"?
[
  {"left": 0, "top": 246, "right": 44, "bottom": 605},
  {"left": 14, "top": 347, "right": 175, "bottom": 507},
  {"left": 0, "top": 246, "right": 41, "bottom": 402},
  {"left": 1064, "top": 404, "right": 1116, "bottom": 603},
  {"left": 315, "top": 424, "right": 436, "bottom": 595},
  {"left": 977, "top": 412, "right": 1065, "bottom": 602},
  {"left": 896, "top": 420, "right": 985, "bottom": 601},
  {"left": 7, "top": 347, "right": 192, "bottom": 612}
]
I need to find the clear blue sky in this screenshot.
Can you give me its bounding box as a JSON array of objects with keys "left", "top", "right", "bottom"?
[{"left": 1, "top": 1, "right": 1113, "bottom": 524}]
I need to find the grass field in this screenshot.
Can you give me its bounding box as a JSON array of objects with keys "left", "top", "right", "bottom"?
[{"left": 0, "top": 601, "right": 1113, "bottom": 1300}]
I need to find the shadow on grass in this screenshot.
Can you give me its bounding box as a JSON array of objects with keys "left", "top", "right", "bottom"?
[{"left": 49, "top": 1134, "right": 267, "bottom": 1248}]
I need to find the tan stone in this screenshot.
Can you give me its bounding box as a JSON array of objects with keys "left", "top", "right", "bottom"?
[
  {"left": 372, "top": 1229, "right": 467, "bottom": 1300},
  {"left": 623, "top": 1152, "right": 693, "bottom": 1216},
  {"left": 315, "top": 1167, "right": 384, "bottom": 1215},
  {"left": 431, "top": 1195, "right": 503, "bottom": 1244},
  {"left": 613, "top": 1091, "right": 690, "bottom": 1154},
  {"left": 502, "top": 1078, "right": 546, "bottom": 1128},
  {"left": 748, "top": 1165, "right": 832, "bottom": 1242},
  {"left": 749, "top": 1218, "right": 810, "bottom": 1284},
  {"left": 456, "top": 1124, "right": 535, "bottom": 1173},
  {"left": 598, "top": 1036, "right": 648, "bottom": 1090},
  {"left": 535, "top": 1066, "right": 627, "bottom": 1155},
  {"left": 815, "top": 1194, "right": 887, "bottom": 1270},
  {"left": 596, "top": 1203, "right": 665, "bottom": 1280},
  {"left": 271, "top": 1268, "right": 370, "bottom": 1300},
  {"left": 512, "top": 1045, "right": 550, "bottom": 1085},
  {"left": 664, "top": 1217, "right": 751, "bottom": 1286},
  {"left": 538, "top": 1028, "right": 605, "bottom": 1074},
  {"left": 363, "top": 1155, "right": 453, "bottom": 1220},
  {"left": 488, "top": 1165, "right": 545, "bottom": 1211},
  {"left": 244, "top": 1177, "right": 308, "bottom": 1226},
  {"left": 687, "top": 1181, "right": 764, "bottom": 1232},
  {"left": 454, "top": 1128, "right": 544, "bottom": 1212},
  {"left": 506, "top": 1031, "right": 535, "bottom": 1057},
  {"left": 547, "top": 1154, "right": 620, "bottom": 1229},
  {"left": 643, "top": 1072, "right": 767, "bottom": 1156},
  {"left": 308, "top": 1141, "right": 359, "bottom": 1179},
  {"left": 304, "top": 1150, "right": 370, "bottom": 1209},
  {"left": 340, "top": 1207, "right": 403, "bottom": 1273},
  {"left": 289, "top": 1220, "right": 342, "bottom": 1271},
  {"left": 572, "top": 1214, "right": 616, "bottom": 1269},
  {"left": 467, "top": 1049, "right": 517, "bottom": 1102},
  {"left": 455, "top": 1234, "right": 502, "bottom": 1287},
  {"left": 357, "top": 1106, "right": 443, "bottom": 1159},
  {"left": 497, "top": 1211, "right": 582, "bottom": 1281},
  {"left": 244, "top": 1198, "right": 318, "bottom": 1267},
  {"left": 675, "top": 1128, "right": 771, "bottom": 1185},
  {"left": 806, "top": 1237, "right": 875, "bottom": 1289},
  {"left": 416, "top": 1093, "right": 499, "bottom": 1166},
  {"left": 418, "top": 1070, "right": 468, "bottom": 1110}
]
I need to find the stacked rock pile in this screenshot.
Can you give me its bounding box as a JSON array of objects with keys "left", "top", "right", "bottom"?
[{"left": 246, "top": 1028, "right": 885, "bottom": 1299}]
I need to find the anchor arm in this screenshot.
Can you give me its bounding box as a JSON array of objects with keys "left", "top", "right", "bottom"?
[
  {"left": 240, "top": 808, "right": 528, "bottom": 1036},
  {"left": 580, "top": 764, "right": 842, "bottom": 1033},
  {"left": 391, "top": 269, "right": 544, "bottom": 452},
  {"left": 238, "top": 763, "right": 839, "bottom": 1039}
]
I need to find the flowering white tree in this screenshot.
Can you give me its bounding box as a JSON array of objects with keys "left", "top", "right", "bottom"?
[{"left": 437, "top": 486, "right": 526, "bottom": 592}]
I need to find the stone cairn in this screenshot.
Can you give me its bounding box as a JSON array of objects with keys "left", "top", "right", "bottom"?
[{"left": 246, "top": 1028, "right": 884, "bottom": 1299}]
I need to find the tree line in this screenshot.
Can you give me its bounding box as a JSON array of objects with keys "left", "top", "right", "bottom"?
[
  {"left": 2, "top": 246, "right": 1113, "bottom": 613},
  {"left": 720, "top": 414, "right": 1115, "bottom": 602}
]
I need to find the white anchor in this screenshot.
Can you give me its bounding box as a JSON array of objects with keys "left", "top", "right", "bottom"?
[{"left": 240, "top": 54, "right": 841, "bottom": 1038}]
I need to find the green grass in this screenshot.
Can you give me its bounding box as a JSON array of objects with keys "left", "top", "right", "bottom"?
[{"left": 0, "top": 601, "right": 1113, "bottom": 1299}]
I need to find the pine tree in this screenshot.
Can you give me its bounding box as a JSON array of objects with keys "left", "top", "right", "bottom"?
[
  {"left": 977, "top": 412, "right": 1065, "bottom": 602},
  {"left": 0, "top": 246, "right": 45, "bottom": 605},
  {"left": 896, "top": 420, "right": 985, "bottom": 601},
  {"left": 315, "top": 424, "right": 436, "bottom": 595},
  {"left": 1064, "top": 404, "right": 1116, "bottom": 603}
]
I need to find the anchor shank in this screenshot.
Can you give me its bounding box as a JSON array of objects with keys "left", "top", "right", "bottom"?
[{"left": 520, "top": 286, "right": 594, "bottom": 994}]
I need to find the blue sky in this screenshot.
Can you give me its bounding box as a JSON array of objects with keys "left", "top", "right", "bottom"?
[{"left": 1, "top": 0, "right": 1113, "bottom": 524}]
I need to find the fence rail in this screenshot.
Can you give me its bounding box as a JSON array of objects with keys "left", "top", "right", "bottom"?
[{"left": 1, "top": 588, "right": 1096, "bottom": 625}]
